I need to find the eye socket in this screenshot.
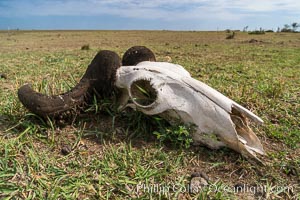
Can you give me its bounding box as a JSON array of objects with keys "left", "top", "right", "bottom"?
[{"left": 130, "top": 79, "right": 157, "bottom": 107}]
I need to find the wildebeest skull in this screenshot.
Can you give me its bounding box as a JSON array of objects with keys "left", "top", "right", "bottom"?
[
  {"left": 116, "top": 61, "right": 264, "bottom": 162},
  {"left": 18, "top": 46, "right": 265, "bottom": 162}
]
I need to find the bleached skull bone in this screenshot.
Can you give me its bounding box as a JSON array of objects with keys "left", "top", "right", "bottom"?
[{"left": 116, "top": 61, "right": 265, "bottom": 162}]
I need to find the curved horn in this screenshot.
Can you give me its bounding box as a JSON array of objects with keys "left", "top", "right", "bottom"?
[
  {"left": 122, "top": 46, "right": 156, "bottom": 66},
  {"left": 18, "top": 50, "right": 121, "bottom": 118}
]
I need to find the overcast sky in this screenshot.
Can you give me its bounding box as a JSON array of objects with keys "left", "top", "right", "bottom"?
[{"left": 0, "top": 0, "right": 299, "bottom": 30}]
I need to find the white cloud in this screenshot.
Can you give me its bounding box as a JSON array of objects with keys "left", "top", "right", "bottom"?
[{"left": 1, "top": 0, "right": 299, "bottom": 21}]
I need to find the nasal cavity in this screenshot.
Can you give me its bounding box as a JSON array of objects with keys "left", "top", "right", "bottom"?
[{"left": 130, "top": 79, "right": 157, "bottom": 107}]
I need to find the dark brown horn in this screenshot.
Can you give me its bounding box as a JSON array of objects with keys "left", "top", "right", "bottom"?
[
  {"left": 18, "top": 50, "right": 121, "bottom": 118},
  {"left": 122, "top": 46, "right": 156, "bottom": 66}
]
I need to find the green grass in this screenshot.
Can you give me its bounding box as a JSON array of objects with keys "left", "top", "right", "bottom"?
[{"left": 0, "top": 30, "right": 299, "bottom": 199}]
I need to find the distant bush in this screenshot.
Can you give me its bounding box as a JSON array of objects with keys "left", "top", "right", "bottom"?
[
  {"left": 281, "top": 28, "right": 293, "bottom": 33},
  {"left": 226, "top": 31, "right": 235, "bottom": 39},
  {"left": 225, "top": 29, "right": 231, "bottom": 33},
  {"left": 265, "top": 30, "right": 274, "bottom": 32},
  {"left": 81, "top": 44, "right": 90, "bottom": 50},
  {"left": 248, "top": 30, "right": 265, "bottom": 35}
]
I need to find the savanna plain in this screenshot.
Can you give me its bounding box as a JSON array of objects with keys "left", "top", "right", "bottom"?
[{"left": 0, "top": 30, "right": 299, "bottom": 199}]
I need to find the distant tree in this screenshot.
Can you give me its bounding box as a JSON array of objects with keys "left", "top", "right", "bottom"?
[
  {"left": 281, "top": 24, "right": 293, "bottom": 32},
  {"left": 243, "top": 26, "right": 248, "bottom": 32},
  {"left": 284, "top": 24, "right": 291, "bottom": 29},
  {"left": 291, "top": 22, "right": 300, "bottom": 32},
  {"left": 277, "top": 27, "right": 281, "bottom": 32},
  {"left": 281, "top": 23, "right": 299, "bottom": 32}
]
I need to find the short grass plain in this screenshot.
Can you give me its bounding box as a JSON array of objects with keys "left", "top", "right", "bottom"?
[{"left": 0, "top": 30, "right": 299, "bottom": 199}]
